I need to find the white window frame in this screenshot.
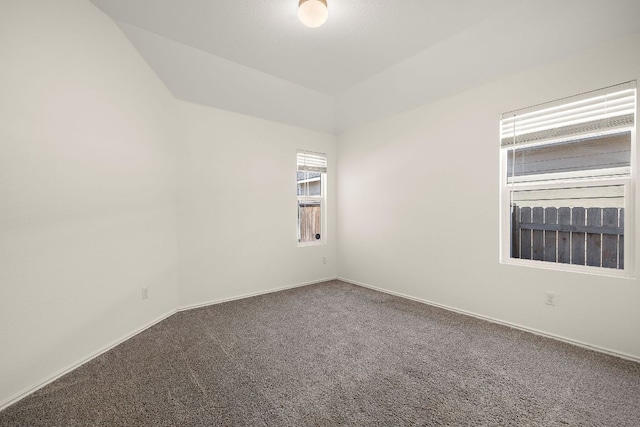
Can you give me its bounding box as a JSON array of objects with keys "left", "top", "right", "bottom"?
[
  {"left": 499, "top": 83, "right": 636, "bottom": 278},
  {"left": 297, "top": 150, "right": 327, "bottom": 247}
]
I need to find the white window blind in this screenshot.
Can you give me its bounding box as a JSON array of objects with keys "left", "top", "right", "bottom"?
[
  {"left": 501, "top": 81, "right": 635, "bottom": 149},
  {"left": 502, "top": 82, "right": 635, "bottom": 185},
  {"left": 297, "top": 151, "right": 327, "bottom": 173}
]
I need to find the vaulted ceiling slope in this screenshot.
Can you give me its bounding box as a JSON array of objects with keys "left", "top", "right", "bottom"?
[{"left": 91, "top": 0, "right": 640, "bottom": 134}]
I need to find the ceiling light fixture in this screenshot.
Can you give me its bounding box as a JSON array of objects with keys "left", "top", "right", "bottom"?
[{"left": 298, "top": 0, "right": 328, "bottom": 28}]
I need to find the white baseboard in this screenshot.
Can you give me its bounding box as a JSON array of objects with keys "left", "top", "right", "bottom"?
[
  {"left": 11, "top": 274, "right": 632, "bottom": 412},
  {"left": 178, "top": 277, "right": 338, "bottom": 312},
  {"left": 338, "top": 276, "right": 640, "bottom": 364},
  {"left": 0, "top": 308, "right": 177, "bottom": 412},
  {"left": 1, "top": 277, "right": 339, "bottom": 412}
]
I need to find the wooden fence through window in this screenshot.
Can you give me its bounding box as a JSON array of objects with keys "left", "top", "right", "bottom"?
[
  {"left": 511, "top": 206, "right": 624, "bottom": 269},
  {"left": 299, "top": 205, "right": 321, "bottom": 243}
]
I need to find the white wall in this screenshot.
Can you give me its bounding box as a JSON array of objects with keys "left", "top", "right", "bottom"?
[
  {"left": 0, "top": 0, "right": 179, "bottom": 406},
  {"left": 177, "top": 101, "right": 337, "bottom": 307},
  {"left": 337, "top": 32, "right": 640, "bottom": 359}
]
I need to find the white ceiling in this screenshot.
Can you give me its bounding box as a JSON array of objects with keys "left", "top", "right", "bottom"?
[{"left": 90, "top": 0, "right": 640, "bottom": 133}]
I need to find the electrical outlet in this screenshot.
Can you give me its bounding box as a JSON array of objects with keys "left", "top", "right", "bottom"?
[
  {"left": 142, "top": 287, "right": 149, "bottom": 300},
  {"left": 545, "top": 291, "right": 555, "bottom": 306},
  {"left": 322, "top": 256, "right": 327, "bottom": 265}
]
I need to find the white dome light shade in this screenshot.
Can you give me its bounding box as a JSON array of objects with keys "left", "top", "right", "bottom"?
[{"left": 298, "top": 0, "right": 328, "bottom": 28}]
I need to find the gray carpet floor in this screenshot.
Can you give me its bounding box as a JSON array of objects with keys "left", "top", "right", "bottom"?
[{"left": 1, "top": 280, "right": 639, "bottom": 426}]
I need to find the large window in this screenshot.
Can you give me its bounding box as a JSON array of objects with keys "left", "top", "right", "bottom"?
[
  {"left": 500, "top": 81, "right": 636, "bottom": 275},
  {"left": 297, "top": 150, "right": 326, "bottom": 245}
]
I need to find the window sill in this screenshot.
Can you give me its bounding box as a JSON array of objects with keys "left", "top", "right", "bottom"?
[
  {"left": 298, "top": 241, "right": 325, "bottom": 248},
  {"left": 500, "top": 257, "right": 635, "bottom": 279}
]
